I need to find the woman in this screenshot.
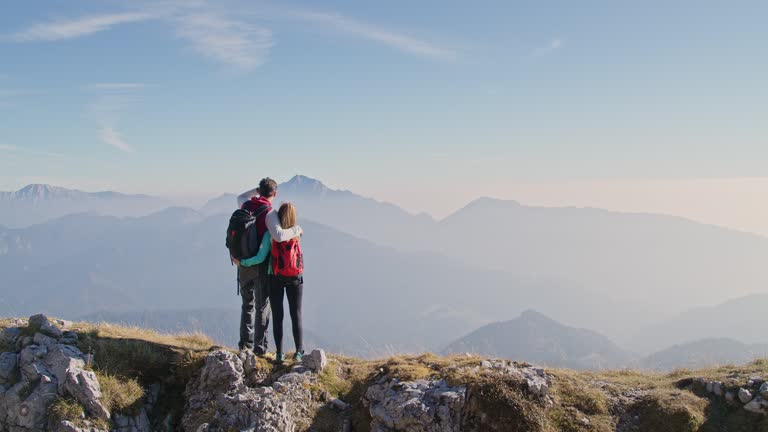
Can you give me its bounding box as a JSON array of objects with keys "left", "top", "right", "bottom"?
[{"left": 236, "top": 202, "right": 304, "bottom": 362}]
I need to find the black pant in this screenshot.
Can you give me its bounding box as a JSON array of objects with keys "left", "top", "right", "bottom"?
[
  {"left": 239, "top": 274, "right": 270, "bottom": 354},
  {"left": 269, "top": 275, "right": 303, "bottom": 354}
]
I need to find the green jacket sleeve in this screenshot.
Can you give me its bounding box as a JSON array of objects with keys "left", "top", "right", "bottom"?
[{"left": 239, "top": 232, "right": 272, "bottom": 267}]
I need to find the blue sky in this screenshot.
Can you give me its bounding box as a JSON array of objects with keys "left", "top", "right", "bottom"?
[{"left": 1, "top": 1, "right": 767, "bottom": 225}]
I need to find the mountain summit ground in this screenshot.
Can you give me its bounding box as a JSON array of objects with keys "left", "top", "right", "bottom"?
[{"left": 1, "top": 315, "right": 767, "bottom": 431}]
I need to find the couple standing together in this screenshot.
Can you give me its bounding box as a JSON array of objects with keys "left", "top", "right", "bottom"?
[{"left": 231, "top": 178, "right": 305, "bottom": 362}]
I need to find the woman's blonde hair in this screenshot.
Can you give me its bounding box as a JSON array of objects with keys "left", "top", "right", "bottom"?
[{"left": 278, "top": 202, "right": 297, "bottom": 229}]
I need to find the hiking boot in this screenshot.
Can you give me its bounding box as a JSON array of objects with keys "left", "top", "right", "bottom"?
[
  {"left": 292, "top": 351, "right": 304, "bottom": 362},
  {"left": 275, "top": 352, "right": 286, "bottom": 363}
]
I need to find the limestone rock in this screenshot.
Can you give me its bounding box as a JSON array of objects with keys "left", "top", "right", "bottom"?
[
  {"left": 4, "top": 376, "right": 59, "bottom": 430},
  {"left": 364, "top": 379, "right": 466, "bottom": 432},
  {"left": 65, "top": 369, "right": 110, "bottom": 421},
  {"left": 0, "top": 352, "right": 18, "bottom": 384},
  {"left": 739, "top": 388, "right": 753, "bottom": 404},
  {"left": 183, "top": 350, "right": 320, "bottom": 432},
  {"left": 28, "top": 314, "right": 62, "bottom": 339},
  {"left": 0, "top": 327, "right": 20, "bottom": 347},
  {"left": 303, "top": 349, "right": 327, "bottom": 373},
  {"left": 744, "top": 397, "right": 768, "bottom": 414}
]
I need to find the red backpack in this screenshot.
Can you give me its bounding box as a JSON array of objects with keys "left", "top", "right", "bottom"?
[{"left": 272, "top": 238, "right": 304, "bottom": 277}]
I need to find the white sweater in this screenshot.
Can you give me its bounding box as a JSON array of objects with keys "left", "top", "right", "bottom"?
[{"left": 237, "top": 189, "right": 303, "bottom": 242}]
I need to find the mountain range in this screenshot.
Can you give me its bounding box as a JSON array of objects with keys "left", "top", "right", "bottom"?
[
  {"left": 1, "top": 175, "right": 768, "bottom": 362},
  {"left": 0, "top": 184, "right": 170, "bottom": 228}
]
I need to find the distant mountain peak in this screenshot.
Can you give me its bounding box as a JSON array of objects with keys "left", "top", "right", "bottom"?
[
  {"left": 519, "top": 309, "right": 552, "bottom": 322},
  {"left": 12, "top": 184, "right": 81, "bottom": 201},
  {"left": 280, "top": 175, "right": 331, "bottom": 194}
]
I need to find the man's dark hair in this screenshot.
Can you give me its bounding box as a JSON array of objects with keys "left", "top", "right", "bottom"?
[{"left": 258, "top": 177, "right": 278, "bottom": 198}]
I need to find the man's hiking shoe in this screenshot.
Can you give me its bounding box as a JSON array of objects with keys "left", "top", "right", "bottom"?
[
  {"left": 275, "top": 352, "right": 286, "bottom": 363},
  {"left": 293, "top": 351, "right": 304, "bottom": 362}
]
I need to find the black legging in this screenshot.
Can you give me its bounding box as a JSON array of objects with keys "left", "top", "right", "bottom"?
[{"left": 269, "top": 275, "right": 303, "bottom": 354}]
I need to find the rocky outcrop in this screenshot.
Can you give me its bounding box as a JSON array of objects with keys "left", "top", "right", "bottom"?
[
  {"left": 183, "top": 350, "right": 325, "bottom": 432},
  {"left": 694, "top": 376, "right": 768, "bottom": 414},
  {"left": 364, "top": 360, "right": 554, "bottom": 432},
  {"left": 0, "top": 315, "right": 112, "bottom": 432},
  {"left": 365, "top": 379, "right": 466, "bottom": 432}
]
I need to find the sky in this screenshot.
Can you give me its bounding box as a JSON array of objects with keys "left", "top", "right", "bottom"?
[{"left": 1, "top": 1, "right": 767, "bottom": 232}]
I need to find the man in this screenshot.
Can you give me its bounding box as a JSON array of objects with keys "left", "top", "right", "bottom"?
[{"left": 236, "top": 178, "right": 302, "bottom": 355}]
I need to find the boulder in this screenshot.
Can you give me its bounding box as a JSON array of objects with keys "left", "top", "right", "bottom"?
[
  {"left": 43, "top": 344, "right": 87, "bottom": 393},
  {"left": 183, "top": 350, "right": 319, "bottom": 432},
  {"left": 739, "top": 388, "right": 754, "bottom": 404},
  {"left": 760, "top": 382, "right": 768, "bottom": 399},
  {"left": 0, "top": 327, "right": 20, "bottom": 348},
  {"left": 713, "top": 381, "right": 723, "bottom": 396},
  {"left": 4, "top": 376, "right": 59, "bottom": 430},
  {"left": 0, "top": 352, "right": 18, "bottom": 384},
  {"left": 28, "top": 314, "right": 62, "bottom": 339},
  {"left": 744, "top": 397, "right": 768, "bottom": 414},
  {"left": 302, "top": 349, "right": 327, "bottom": 373},
  {"left": 65, "top": 369, "right": 110, "bottom": 421},
  {"left": 33, "top": 333, "right": 58, "bottom": 348},
  {"left": 365, "top": 379, "right": 466, "bottom": 432}
]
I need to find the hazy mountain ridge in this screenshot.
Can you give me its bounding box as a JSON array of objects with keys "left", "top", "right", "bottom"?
[
  {"left": 443, "top": 310, "right": 636, "bottom": 370},
  {"left": 0, "top": 184, "right": 171, "bottom": 228},
  {"left": 642, "top": 338, "right": 768, "bottom": 371},
  {"left": 1, "top": 210, "right": 631, "bottom": 357}
]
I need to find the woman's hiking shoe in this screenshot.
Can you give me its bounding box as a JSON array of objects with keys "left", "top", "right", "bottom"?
[
  {"left": 293, "top": 351, "right": 304, "bottom": 362},
  {"left": 275, "top": 352, "right": 286, "bottom": 363}
]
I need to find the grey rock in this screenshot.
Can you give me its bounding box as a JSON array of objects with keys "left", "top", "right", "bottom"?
[
  {"left": 760, "top": 382, "right": 768, "bottom": 399},
  {"left": 183, "top": 349, "right": 319, "bottom": 432},
  {"left": 195, "top": 350, "right": 243, "bottom": 393},
  {"left": 113, "top": 408, "right": 151, "bottom": 432},
  {"left": 4, "top": 377, "right": 59, "bottom": 429},
  {"left": 713, "top": 381, "right": 724, "bottom": 396},
  {"left": 725, "top": 391, "right": 735, "bottom": 402},
  {"left": 480, "top": 360, "right": 492, "bottom": 368},
  {"left": 0, "top": 352, "right": 18, "bottom": 384},
  {"left": 303, "top": 349, "right": 327, "bottom": 373},
  {"left": 365, "top": 379, "right": 466, "bottom": 432},
  {"left": 706, "top": 381, "right": 714, "bottom": 393},
  {"left": 330, "top": 398, "right": 349, "bottom": 410},
  {"left": 65, "top": 369, "right": 110, "bottom": 420},
  {"left": 44, "top": 344, "right": 86, "bottom": 392},
  {"left": 18, "top": 336, "right": 34, "bottom": 349},
  {"left": 739, "top": 388, "right": 754, "bottom": 404},
  {"left": 0, "top": 327, "right": 20, "bottom": 347},
  {"left": 33, "top": 332, "right": 58, "bottom": 348},
  {"left": 28, "top": 314, "right": 62, "bottom": 339},
  {"left": 744, "top": 397, "right": 768, "bottom": 414}
]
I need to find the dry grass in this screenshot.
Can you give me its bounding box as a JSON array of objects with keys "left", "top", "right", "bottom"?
[
  {"left": 49, "top": 397, "right": 85, "bottom": 422},
  {"left": 95, "top": 372, "right": 145, "bottom": 414}
]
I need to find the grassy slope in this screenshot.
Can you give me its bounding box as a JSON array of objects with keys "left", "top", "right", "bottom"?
[{"left": 2, "top": 319, "right": 767, "bottom": 432}]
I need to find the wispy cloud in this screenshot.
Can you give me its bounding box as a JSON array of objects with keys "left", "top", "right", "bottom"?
[
  {"left": 534, "top": 37, "right": 563, "bottom": 56},
  {"left": 5, "top": 4, "right": 457, "bottom": 69},
  {"left": 175, "top": 13, "right": 273, "bottom": 70},
  {"left": 84, "top": 83, "right": 146, "bottom": 90},
  {"left": 286, "top": 9, "right": 458, "bottom": 61},
  {"left": 8, "top": 12, "right": 154, "bottom": 42},
  {"left": 101, "top": 127, "right": 135, "bottom": 153}
]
